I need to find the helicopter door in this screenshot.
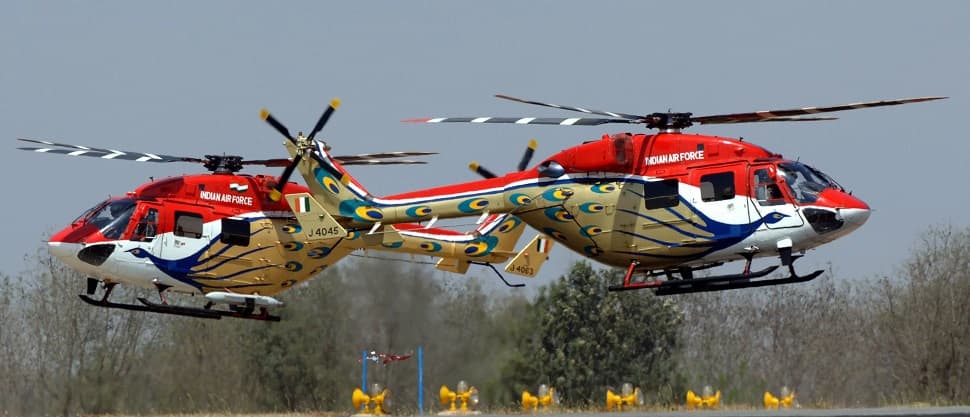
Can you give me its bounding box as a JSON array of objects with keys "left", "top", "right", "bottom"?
[
  {"left": 156, "top": 209, "right": 209, "bottom": 261},
  {"left": 748, "top": 165, "right": 804, "bottom": 229},
  {"left": 693, "top": 166, "right": 750, "bottom": 238}
]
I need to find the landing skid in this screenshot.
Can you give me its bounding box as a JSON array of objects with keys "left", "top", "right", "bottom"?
[
  {"left": 608, "top": 254, "right": 824, "bottom": 295},
  {"left": 138, "top": 297, "right": 281, "bottom": 322},
  {"left": 654, "top": 265, "right": 822, "bottom": 295},
  {"left": 78, "top": 293, "right": 281, "bottom": 322}
]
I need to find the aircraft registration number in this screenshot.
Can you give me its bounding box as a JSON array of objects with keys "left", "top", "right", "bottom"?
[
  {"left": 306, "top": 226, "right": 344, "bottom": 239},
  {"left": 509, "top": 264, "right": 535, "bottom": 276}
]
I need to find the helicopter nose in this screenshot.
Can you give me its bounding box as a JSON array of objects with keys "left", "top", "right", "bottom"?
[
  {"left": 840, "top": 205, "right": 871, "bottom": 230},
  {"left": 803, "top": 189, "right": 870, "bottom": 235},
  {"left": 48, "top": 241, "right": 83, "bottom": 265},
  {"left": 825, "top": 189, "right": 870, "bottom": 230}
]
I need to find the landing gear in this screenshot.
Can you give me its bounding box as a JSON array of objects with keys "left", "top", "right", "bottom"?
[
  {"left": 77, "top": 279, "right": 281, "bottom": 321},
  {"left": 608, "top": 252, "right": 824, "bottom": 295}
]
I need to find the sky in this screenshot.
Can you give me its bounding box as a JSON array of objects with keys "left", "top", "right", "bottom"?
[{"left": 1, "top": 1, "right": 967, "bottom": 294}]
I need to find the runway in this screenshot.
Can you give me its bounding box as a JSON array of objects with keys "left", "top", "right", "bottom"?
[{"left": 471, "top": 407, "right": 970, "bottom": 417}]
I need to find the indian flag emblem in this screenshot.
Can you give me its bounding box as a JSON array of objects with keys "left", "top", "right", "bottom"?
[
  {"left": 295, "top": 196, "right": 311, "bottom": 213},
  {"left": 536, "top": 237, "right": 550, "bottom": 254},
  {"left": 229, "top": 182, "right": 249, "bottom": 193}
]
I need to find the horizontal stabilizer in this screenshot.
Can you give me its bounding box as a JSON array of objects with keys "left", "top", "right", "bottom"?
[{"left": 436, "top": 257, "right": 471, "bottom": 275}]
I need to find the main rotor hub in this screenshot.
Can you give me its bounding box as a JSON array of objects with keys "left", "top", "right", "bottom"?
[
  {"left": 203, "top": 155, "right": 244, "bottom": 174},
  {"left": 643, "top": 112, "right": 693, "bottom": 130}
]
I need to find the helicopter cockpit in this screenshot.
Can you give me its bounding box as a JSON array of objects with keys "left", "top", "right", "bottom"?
[
  {"left": 74, "top": 198, "right": 138, "bottom": 240},
  {"left": 776, "top": 161, "right": 843, "bottom": 204}
]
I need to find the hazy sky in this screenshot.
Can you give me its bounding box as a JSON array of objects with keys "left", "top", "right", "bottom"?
[{"left": 2, "top": 1, "right": 966, "bottom": 293}]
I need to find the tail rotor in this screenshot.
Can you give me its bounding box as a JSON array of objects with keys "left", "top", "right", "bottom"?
[
  {"left": 261, "top": 99, "right": 341, "bottom": 201},
  {"left": 469, "top": 139, "right": 538, "bottom": 179}
]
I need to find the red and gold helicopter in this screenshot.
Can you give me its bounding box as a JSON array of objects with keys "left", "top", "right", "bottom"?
[
  {"left": 18, "top": 101, "right": 554, "bottom": 321},
  {"left": 274, "top": 94, "right": 944, "bottom": 295}
]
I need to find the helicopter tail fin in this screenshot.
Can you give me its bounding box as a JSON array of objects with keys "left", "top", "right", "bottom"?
[
  {"left": 295, "top": 141, "right": 387, "bottom": 224},
  {"left": 284, "top": 193, "right": 348, "bottom": 241},
  {"left": 504, "top": 234, "right": 554, "bottom": 278}
]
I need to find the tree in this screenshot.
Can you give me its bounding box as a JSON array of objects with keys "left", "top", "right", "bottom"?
[
  {"left": 501, "top": 261, "right": 683, "bottom": 407},
  {"left": 866, "top": 225, "right": 970, "bottom": 403}
]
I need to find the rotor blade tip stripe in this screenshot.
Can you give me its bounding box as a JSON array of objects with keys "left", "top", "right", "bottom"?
[
  {"left": 330, "top": 98, "right": 341, "bottom": 108},
  {"left": 259, "top": 109, "right": 270, "bottom": 120}
]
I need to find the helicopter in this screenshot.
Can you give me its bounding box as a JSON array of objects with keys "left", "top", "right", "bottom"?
[
  {"left": 18, "top": 100, "right": 555, "bottom": 321},
  {"left": 272, "top": 94, "right": 945, "bottom": 295}
]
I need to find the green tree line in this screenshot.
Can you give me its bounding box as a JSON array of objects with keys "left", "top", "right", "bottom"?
[{"left": 1, "top": 225, "right": 969, "bottom": 415}]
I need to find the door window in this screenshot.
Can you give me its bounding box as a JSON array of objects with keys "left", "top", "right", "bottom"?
[
  {"left": 700, "top": 172, "right": 735, "bottom": 202},
  {"left": 644, "top": 179, "right": 680, "bottom": 210},
  {"left": 221, "top": 217, "right": 250, "bottom": 246},
  {"left": 174, "top": 212, "right": 203, "bottom": 238}
]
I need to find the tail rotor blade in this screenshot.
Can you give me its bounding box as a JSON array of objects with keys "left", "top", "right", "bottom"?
[
  {"left": 270, "top": 154, "right": 303, "bottom": 202},
  {"left": 260, "top": 109, "right": 296, "bottom": 144},
  {"left": 469, "top": 161, "right": 497, "bottom": 179},
  {"left": 517, "top": 139, "right": 538, "bottom": 171},
  {"left": 307, "top": 98, "right": 341, "bottom": 141}
]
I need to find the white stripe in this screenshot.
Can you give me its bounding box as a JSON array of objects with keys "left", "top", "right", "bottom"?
[
  {"left": 361, "top": 172, "right": 663, "bottom": 206},
  {"left": 471, "top": 117, "right": 492, "bottom": 123},
  {"left": 428, "top": 118, "right": 446, "bottom": 123},
  {"left": 68, "top": 150, "right": 88, "bottom": 156},
  {"left": 399, "top": 230, "right": 477, "bottom": 243},
  {"left": 102, "top": 152, "right": 124, "bottom": 159},
  {"left": 144, "top": 153, "right": 162, "bottom": 160},
  {"left": 560, "top": 118, "right": 581, "bottom": 125},
  {"left": 515, "top": 117, "right": 536, "bottom": 124},
  {"left": 135, "top": 156, "right": 152, "bottom": 162}
]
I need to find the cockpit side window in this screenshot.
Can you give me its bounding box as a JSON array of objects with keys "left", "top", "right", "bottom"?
[
  {"left": 174, "top": 211, "right": 203, "bottom": 239},
  {"left": 754, "top": 169, "right": 786, "bottom": 206},
  {"left": 131, "top": 208, "right": 159, "bottom": 241}
]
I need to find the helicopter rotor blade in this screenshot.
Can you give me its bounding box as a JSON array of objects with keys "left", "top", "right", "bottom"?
[
  {"left": 495, "top": 94, "right": 643, "bottom": 120},
  {"left": 17, "top": 138, "right": 204, "bottom": 163},
  {"left": 241, "top": 158, "right": 292, "bottom": 167},
  {"left": 403, "top": 116, "right": 631, "bottom": 126},
  {"left": 753, "top": 116, "right": 839, "bottom": 122},
  {"left": 332, "top": 151, "right": 437, "bottom": 162},
  {"left": 341, "top": 159, "right": 428, "bottom": 166},
  {"left": 307, "top": 98, "right": 341, "bottom": 141},
  {"left": 260, "top": 109, "right": 296, "bottom": 144},
  {"left": 691, "top": 96, "right": 947, "bottom": 125},
  {"left": 517, "top": 138, "right": 538, "bottom": 171}
]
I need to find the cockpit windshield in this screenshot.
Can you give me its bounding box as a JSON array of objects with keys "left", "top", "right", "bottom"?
[
  {"left": 777, "top": 162, "right": 842, "bottom": 204},
  {"left": 80, "top": 198, "right": 137, "bottom": 239}
]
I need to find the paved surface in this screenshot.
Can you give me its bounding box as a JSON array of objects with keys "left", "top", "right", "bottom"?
[{"left": 468, "top": 407, "right": 970, "bottom": 417}]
